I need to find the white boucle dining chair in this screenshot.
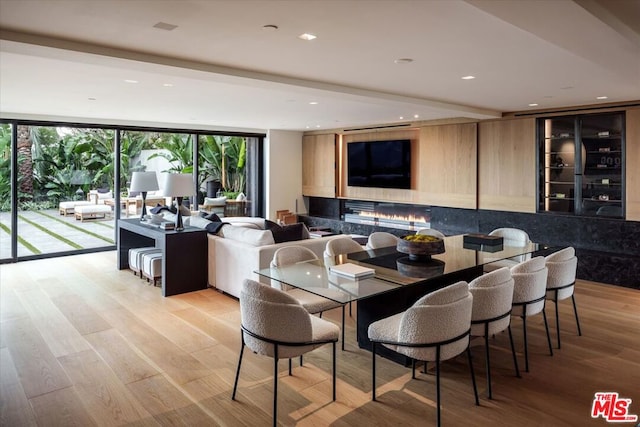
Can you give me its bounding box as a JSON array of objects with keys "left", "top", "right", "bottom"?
[
  {"left": 324, "top": 235, "right": 364, "bottom": 259},
  {"left": 271, "top": 246, "right": 348, "bottom": 350},
  {"left": 484, "top": 227, "right": 532, "bottom": 272},
  {"left": 468, "top": 267, "right": 519, "bottom": 399},
  {"left": 365, "top": 231, "right": 399, "bottom": 249},
  {"left": 368, "top": 281, "right": 479, "bottom": 427},
  {"left": 545, "top": 246, "right": 581, "bottom": 349},
  {"left": 232, "top": 279, "right": 339, "bottom": 427},
  {"left": 510, "top": 256, "right": 553, "bottom": 372},
  {"left": 324, "top": 236, "right": 365, "bottom": 317},
  {"left": 416, "top": 228, "right": 446, "bottom": 239}
]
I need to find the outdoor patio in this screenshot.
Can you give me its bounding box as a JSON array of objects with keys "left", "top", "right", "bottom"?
[{"left": 0, "top": 208, "right": 122, "bottom": 259}]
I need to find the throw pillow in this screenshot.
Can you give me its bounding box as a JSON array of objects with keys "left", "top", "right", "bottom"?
[
  {"left": 200, "top": 212, "right": 221, "bottom": 222},
  {"left": 271, "top": 222, "right": 305, "bottom": 244},
  {"left": 264, "top": 219, "right": 280, "bottom": 231},
  {"left": 205, "top": 221, "right": 227, "bottom": 234},
  {"left": 203, "top": 196, "right": 227, "bottom": 206}
]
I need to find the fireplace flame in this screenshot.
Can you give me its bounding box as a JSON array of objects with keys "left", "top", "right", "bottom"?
[{"left": 358, "top": 211, "right": 428, "bottom": 223}]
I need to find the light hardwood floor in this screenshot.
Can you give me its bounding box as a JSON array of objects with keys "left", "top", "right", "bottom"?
[{"left": 1, "top": 251, "right": 639, "bottom": 426}]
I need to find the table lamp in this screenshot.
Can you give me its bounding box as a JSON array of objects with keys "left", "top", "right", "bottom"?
[
  {"left": 130, "top": 171, "right": 159, "bottom": 221},
  {"left": 162, "top": 173, "right": 194, "bottom": 231}
]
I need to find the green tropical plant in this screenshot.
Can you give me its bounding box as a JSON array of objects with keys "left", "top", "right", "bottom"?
[
  {"left": 33, "top": 134, "right": 94, "bottom": 201},
  {"left": 198, "top": 135, "right": 246, "bottom": 194},
  {"left": 148, "top": 133, "right": 194, "bottom": 174},
  {"left": 0, "top": 124, "right": 11, "bottom": 210}
]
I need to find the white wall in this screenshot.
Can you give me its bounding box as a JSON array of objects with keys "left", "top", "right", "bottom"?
[{"left": 265, "top": 130, "right": 304, "bottom": 220}]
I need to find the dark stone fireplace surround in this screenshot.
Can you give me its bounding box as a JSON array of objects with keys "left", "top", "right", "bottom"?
[{"left": 301, "top": 197, "right": 640, "bottom": 289}]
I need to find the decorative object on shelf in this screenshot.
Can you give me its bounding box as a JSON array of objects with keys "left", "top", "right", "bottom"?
[
  {"left": 162, "top": 173, "right": 194, "bottom": 231},
  {"left": 130, "top": 171, "right": 159, "bottom": 222},
  {"left": 397, "top": 234, "right": 445, "bottom": 261}
]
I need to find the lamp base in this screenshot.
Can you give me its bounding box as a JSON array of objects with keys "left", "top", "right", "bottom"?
[
  {"left": 140, "top": 191, "right": 148, "bottom": 222},
  {"left": 175, "top": 196, "right": 184, "bottom": 231}
]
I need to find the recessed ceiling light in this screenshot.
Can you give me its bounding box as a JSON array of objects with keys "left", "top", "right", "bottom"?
[
  {"left": 461, "top": 75, "right": 475, "bottom": 80},
  {"left": 309, "top": 101, "right": 318, "bottom": 105},
  {"left": 299, "top": 33, "right": 317, "bottom": 41},
  {"left": 529, "top": 103, "right": 539, "bottom": 107},
  {"left": 596, "top": 96, "right": 608, "bottom": 100},
  {"left": 124, "top": 79, "right": 138, "bottom": 84},
  {"left": 315, "top": 125, "right": 321, "bottom": 128},
  {"left": 153, "top": 22, "right": 178, "bottom": 31},
  {"left": 262, "top": 24, "right": 279, "bottom": 31},
  {"left": 162, "top": 83, "right": 173, "bottom": 87},
  {"left": 399, "top": 116, "right": 404, "bottom": 120},
  {"left": 414, "top": 114, "right": 419, "bottom": 118},
  {"left": 306, "top": 126, "right": 310, "bottom": 129},
  {"left": 394, "top": 58, "right": 413, "bottom": 64}
]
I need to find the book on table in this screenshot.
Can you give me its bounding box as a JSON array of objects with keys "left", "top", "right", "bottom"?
[{"left": 329, "top": 263, "right": 375, "bottom": 279}]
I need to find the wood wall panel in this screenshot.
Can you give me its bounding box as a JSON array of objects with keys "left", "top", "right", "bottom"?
[
  {"left": 302, "top": 134, "right": 336, "bottom": 198},
  {"left": 478, "top": 118, "right": 537, "bottom": 213},
  {"left": 417, "top": 123, "right": 477, "bottom": 209},
  {"left": 625, "top": 108, "right": 640, "bottom": 221}
]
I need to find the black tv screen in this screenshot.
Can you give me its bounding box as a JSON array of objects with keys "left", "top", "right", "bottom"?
[{"left": 347, "top": 140, "right": 411, "bottom": 189}]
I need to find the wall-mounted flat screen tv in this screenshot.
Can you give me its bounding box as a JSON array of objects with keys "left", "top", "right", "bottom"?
[{"left": 347, "top": 139, "right": 411, "bottom": 189}]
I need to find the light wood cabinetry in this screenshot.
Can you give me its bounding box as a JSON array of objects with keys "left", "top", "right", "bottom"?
[
  {"left": 626, "top": 108, "right": 640, "bottom": 221},
  {"left": 416, "top": 123, "right": 477, "bottom": 209},
  {"left": 478, "top": 118, "right": 537, "bottom": 213},
  {"left": 302, "top": 134, "right": 336, "bottom": 198}
]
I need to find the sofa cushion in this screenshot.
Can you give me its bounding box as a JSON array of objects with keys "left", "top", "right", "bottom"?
[{"left": 219, "top": 224, "right": 275, "bottom": 246}]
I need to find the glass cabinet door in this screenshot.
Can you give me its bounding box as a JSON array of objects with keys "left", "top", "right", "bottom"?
[
  {"left": 538, "top": 112, "right": 624, "bottom": 218},
  {"left": 579, "top": 113, "right": 624, "bottom": 218},
  {"left": 539, "top": 116, "right": 577, "bottom": 214}
]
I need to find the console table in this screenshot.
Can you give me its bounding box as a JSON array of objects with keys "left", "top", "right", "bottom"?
[{"left": 117, "top": 218, "right": 208, "bottom": 296}]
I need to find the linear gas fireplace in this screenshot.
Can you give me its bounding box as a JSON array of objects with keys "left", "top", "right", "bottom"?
[{"left": 342, "top": 200, "right": 431, "bottom": 231}]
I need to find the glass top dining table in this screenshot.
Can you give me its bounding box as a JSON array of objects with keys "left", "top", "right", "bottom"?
[{"left": 255, "top": 234, "right": 543, "bottom": 305}]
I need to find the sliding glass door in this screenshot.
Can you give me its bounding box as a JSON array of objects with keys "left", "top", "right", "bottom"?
[{"left": 0, "top": 120, "right": 265, "bottom": 263}]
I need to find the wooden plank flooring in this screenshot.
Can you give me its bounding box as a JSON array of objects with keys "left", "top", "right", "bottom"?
[{"left": 1, "top": 251, "right": 639, "bottom": 426}]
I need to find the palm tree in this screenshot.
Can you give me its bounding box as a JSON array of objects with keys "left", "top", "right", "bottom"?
[{"left": 16, "top": 125, "right": 33, "bottom": 201}]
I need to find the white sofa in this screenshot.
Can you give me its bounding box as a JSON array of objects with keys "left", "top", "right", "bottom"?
[{"left": 206, "top": 219, "right": 344, "bottom": 298}]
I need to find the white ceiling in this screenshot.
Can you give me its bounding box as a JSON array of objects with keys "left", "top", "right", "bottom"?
[{"left": 1, "top": 0, "right": 639, "bottom": 133}]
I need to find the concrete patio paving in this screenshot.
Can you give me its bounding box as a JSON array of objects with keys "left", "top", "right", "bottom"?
[{"left": 0, "top": 208, "right": 121, "bottom": 259}]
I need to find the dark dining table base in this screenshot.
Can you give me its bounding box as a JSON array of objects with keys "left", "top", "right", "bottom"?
[{"left": 356, "top": 265, "right": 484, "bottom": 365}]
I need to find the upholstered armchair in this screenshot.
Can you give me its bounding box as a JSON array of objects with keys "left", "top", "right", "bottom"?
[
  {"left": 468, "top": 267, "right": 519, "bottom": 399},
  {"left": 271, "top": 246, "right": 348, "bottom": 350},
  {"left": 545, "top": 247, "right": 581, "bottom": 349},
  {"left": 368, "top": 281, "right": 479, "bottom": 427},
  {"left": 510, "top": 256, "right": 553, "bottom": 372},
  {"left": 232, "top": 279, "right": 339, "bottom": 427}
]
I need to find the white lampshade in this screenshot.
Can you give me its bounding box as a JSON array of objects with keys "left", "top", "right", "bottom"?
[
  {"left": 130, "top": 171, "right": 159, "bottom": 192},
  {"left": 162, "top": 173, "right": 194, "bottom": 197}
]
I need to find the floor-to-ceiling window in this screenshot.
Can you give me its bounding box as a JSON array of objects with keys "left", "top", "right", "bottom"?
[{"left": 0, "top": 120, "right": 265, "bottom": 264}]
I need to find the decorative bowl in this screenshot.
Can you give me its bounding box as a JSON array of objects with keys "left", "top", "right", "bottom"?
[{"left": 397, "top": 234, "right": 445, "bottom": 261}]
